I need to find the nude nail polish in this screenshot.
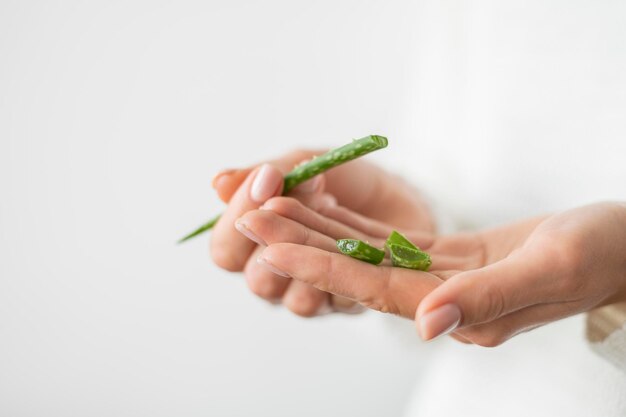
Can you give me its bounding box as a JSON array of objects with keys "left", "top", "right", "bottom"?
[
  {"left": 419, "top": 303, "right": 462, "bottom": 341},
  {"left": 250, "top": 164, "right": 281, "bottom": 203},
  {"left": 257, "top": 256, "right": 290, "bottom": 278},
  {"left": 234, "top": 220, "right": 266, "bottom": 246}
]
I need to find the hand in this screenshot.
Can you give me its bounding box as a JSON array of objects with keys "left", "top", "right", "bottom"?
[
  {"left": 209, "top": 149, "right": 436, "bottom": 317},
  {"left": 250, "top": 200, "right": 626, "bottom": 345},
  {"left": 417, "top": 202, "right": 626, "bottom": 346}
]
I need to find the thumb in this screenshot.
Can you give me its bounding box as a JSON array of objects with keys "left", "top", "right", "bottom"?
[
  {"left": 212, "top": 150, "right": 322, "bottom": 203},
  {"left": 415, "top": 251, "right": 551, "bottom": 340}
]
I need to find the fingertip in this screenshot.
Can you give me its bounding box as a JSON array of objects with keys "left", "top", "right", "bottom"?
[
  {"left": 417, "top": 303, "right": 462, "bottom": 341},
  {"left": 416, "top": 269, "right": 472, "bottom": 316},
  {"left": 259, "top": 242, "right": 288, "bottom": 263},
  {"left": 213, "top": 168, "right": 255, "bottom": 203},
  {"left": 211, "top": 169, "right": 236, "bottom": 188},
  {"left": 257, "top": 245, "right": 292, "bottom": 278}
]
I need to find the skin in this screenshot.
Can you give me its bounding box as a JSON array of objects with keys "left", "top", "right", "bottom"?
[
  {"left": 250, "top": 200, "right": 626, "bottom": 346},
  {"left": 210, "top": 155, "right": 626, "bottom": 346},
  {"left": 209, "top": 150, "right": 435, "bottom": 317}
]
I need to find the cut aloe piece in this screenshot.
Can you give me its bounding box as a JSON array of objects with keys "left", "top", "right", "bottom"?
[
  {"left": 385, "top": 230, "right": 419, "bottom": 250},
  {"left": 388, "top": 243, "right": 432, "bottom": 271},
  {"left": 336, "top": 239, "right": 385, "bottom": 265}
]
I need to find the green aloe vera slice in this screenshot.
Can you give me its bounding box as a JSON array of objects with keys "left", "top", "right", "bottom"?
[
  {"left": 336, "top": 239, "right": 385, "bottom": 265},
  {"left": 388, "top": 243, "right": 432, "bottom": 271}
]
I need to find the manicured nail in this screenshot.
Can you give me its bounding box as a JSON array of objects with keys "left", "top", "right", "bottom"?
[
  {"left": 250, "top": 164, "right": 281, "bottom": 203},
  {"left": 211, "top": 169, "right": 236, "bottom": 188},
  {"left": 234, "top": 220, "right": 266, "bottom": 246},
  {"left": 295, "top": 175, "right": 322, "bottom": 193},
  {"left": 257, "top": 256, "right": 290, "bottom": 278},
  {"left": 418, "top": 303, "right": 461, "bottom": 341}
]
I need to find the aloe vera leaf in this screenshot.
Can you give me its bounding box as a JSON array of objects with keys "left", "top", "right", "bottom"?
[
  {"left": 283, "top": 135, "right": 388, "bottom": 193},
  {"left": 179, "top": 135, "right": 388, "bottom": 243},
  {"left": 177, "top": 214, "right": 221, "bottom": 244}
]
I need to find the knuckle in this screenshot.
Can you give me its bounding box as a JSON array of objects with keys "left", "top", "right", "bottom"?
[
  {"left": 486, "top": 285, "right": 507, "bottom": 321},
  {"left": 538, "top": 232, "right": 585, "bottom": 275},
  {"left": 359, "top": 268, "right": 396, "bottom": 315},
  {"left": 536, "top": 232, "right": 587, "bottom": 294}
]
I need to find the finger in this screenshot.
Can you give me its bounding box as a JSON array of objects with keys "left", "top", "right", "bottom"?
[
  {"left": 416, "top": 249, "right": 556, "bottom": 340},
  {"left": 282, "top": 279, "right": 332, "bottom": 317},
  {"left": 243, "top": 246, "right": 291, "bottom": 302},
  {"left": 330, "top": 294, "right": 364, "bottom": 314},
  {"left": 260, "top": 197, "right": 467, "bottom": 272},
  {"left": 449, "top": 333, "right": 473, "bottom": 344},
  {"left": 210, "top": 164, "right": 284, "bottom": 271},
  {"left": 426, "top": 233, "right": 486, "bottom": 270},
  {"left": 237, "top": 209, "right": 340, "bottom": 253},
  {"left": 213, "top": 168, "right": 253, "bottom": 203},
  {"left": 213, "top": 150, "right": 322, "bottom": 203},
  {"left": 251, "top": 199, "right": 470, "bottom": 274},
  {"left": 290, "top": 192, "right": 338, "bottom": 213},
  {"left": 318, "top": 204, "right": 395, "bottom": 238},
  {"left": 259, "top": 243, "right": 443, "bottom": 319},
  {"left": 320, "top": 204, "right": 436, "bottom": 249},
  {"left": 429, "top": 254, "right": 479, "bottom": 272},
  {"left": 455, "top": 300, "right": 582, "bottom": 347},
  {"left": 286, "top": 175, "right": 341, "bottom": 213},
  {"left": 241, "top": 213, "right": 364, "bottom": 315},
  {"left": 259, "top": 197, "right": 384, "bottom": 245}
]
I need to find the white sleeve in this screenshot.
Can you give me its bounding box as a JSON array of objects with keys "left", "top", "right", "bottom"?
[{"left": 586, "top": 302, "right": 626, "bottom": 373}]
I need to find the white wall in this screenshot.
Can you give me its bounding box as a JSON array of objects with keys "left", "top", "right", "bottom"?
[{"left": 0, "top": 1, "right": 432, "bottom": 416}]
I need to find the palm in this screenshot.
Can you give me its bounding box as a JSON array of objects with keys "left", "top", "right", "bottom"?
[{"left": 418, "top": 215, "right": 548, "bottom": 274}]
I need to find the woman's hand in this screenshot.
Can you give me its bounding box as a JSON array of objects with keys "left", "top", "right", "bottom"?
[
  {"left": 248, "top": 200, "right": 626, "bottom": 346},
  {"left": 209, "top": 149, "right": 436, "bottom": 317},
  {"left": 417, "top": 202, "right": 626, "bottom": 346}
]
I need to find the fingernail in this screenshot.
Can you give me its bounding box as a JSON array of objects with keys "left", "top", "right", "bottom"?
[
  {"left": 213, "top": 175, "right": 230, "bottom": 191},
  {"left": 235, "top": 220, "right": 266, "bottom": 246},
  {"left": 257, "top": 256, "right": 290, "bottom": 278},
  {"left": 211, "top": 169, "right": 236, "bottom": 188},
  {"left": 250, "top": 164, "right": 281, "bottom": 203},
  {"left": 295, "top": 175, "right": 322, "bottom": 193},
  {"left": 320, "top": 193, "right": 337, "bottom": 207},
  {"left": 418, "top": 303, "right": 462, "bottom": 341}
]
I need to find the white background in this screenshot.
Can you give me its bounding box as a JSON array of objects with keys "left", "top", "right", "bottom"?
[{"left": 0, "top": 1, "right": 432, "bottom": 416}]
